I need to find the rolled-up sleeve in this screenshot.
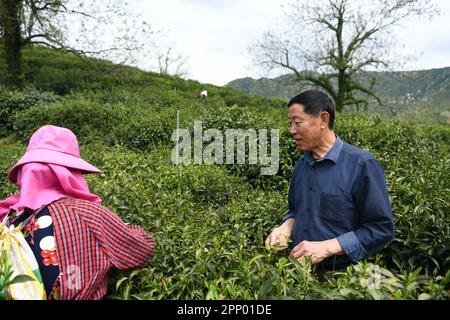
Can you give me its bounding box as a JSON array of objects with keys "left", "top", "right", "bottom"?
[
  {"left": 337, "top": 231, "right": 368, "bottom": 262},
  {"left": 339, "top": 159, "right": 395, "bottom": 262}
]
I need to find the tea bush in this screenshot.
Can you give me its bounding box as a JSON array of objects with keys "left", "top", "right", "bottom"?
[
  {"left": 12, "top": 97, "right": 133, "bottom": 145},
  {"left": 317, "top": 262, "right": 449, "bottom": 300},
  {"left": 0, "top": 46, "right": 448, "bottom": 300},
  {"left": 0, "top": 87, "right": 59, "bottom": 137},
  {"left": 0, "top": 126, "right": 448, "bottom": 300}
]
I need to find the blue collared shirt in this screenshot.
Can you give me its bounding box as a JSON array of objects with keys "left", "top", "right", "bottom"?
[{"left": 283, "top": 136, "right": 395, "bottom": 266}]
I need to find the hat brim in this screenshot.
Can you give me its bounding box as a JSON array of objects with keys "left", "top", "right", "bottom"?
[{"left": 7, "top": 148, "right": 101, "bottom": 183}]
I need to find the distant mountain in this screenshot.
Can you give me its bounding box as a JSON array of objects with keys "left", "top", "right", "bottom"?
[{"left": 227, "top": 67, "right": 450, "bottom": 123}]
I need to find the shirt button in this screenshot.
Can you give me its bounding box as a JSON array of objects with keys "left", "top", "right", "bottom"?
[{"left": 309, "top": 187, "right": 313, "bottom": 191}]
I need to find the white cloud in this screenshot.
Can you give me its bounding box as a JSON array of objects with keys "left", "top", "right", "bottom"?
[
  {"left": 131, "top": 0, "right": 284, "bottom": 85},
  {"left": 129, "top": 0, "right": 450, "bottom": 85},
  {"left": 397, "top": 0, "right": 450, "bottom": 70}
]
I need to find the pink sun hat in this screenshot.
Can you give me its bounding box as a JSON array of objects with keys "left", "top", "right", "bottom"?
[{"left": 7, "top": 125, "right": 101, "bottom": 183}]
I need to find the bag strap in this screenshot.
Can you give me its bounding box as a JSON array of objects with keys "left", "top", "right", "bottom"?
[{"left": 2, "top": 206, "right": 46, "bottom": 231}]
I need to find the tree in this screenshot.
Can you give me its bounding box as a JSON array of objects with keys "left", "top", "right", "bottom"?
[
  {"left": 0, "top": 0, "right": 152, "bottom": 89},
  {"left": 143, "top": 28, "right": 189, "bottom": 78},
  {"left": 252, "top": 0, "right": 438, "bottom": 112},
  {"left": 0, "top": 0, "right": 24, "bottom": 88},
  {"left": 157, "top": 47, "right": 188, "bottom": 78}
]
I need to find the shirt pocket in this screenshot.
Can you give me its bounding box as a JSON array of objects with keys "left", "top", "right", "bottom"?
[{"left": 319, "top": 192, "right": 352, "bottom": 227}]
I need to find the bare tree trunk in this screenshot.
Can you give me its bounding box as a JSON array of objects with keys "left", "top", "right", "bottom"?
[
  {"left": 1, "top": 0, "right": 24, "bottom": 89},
  {"left": 252, "top": 0, "right": 437, "bottom": 114}
]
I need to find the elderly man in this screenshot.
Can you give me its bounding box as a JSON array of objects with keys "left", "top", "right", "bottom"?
[{"left": 266, "top": 90, "right": 394, "bottom": 277}]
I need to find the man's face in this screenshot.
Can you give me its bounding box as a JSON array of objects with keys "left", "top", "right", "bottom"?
[{"left": 288, "top": 103, "right": 323, "bottom": 152}]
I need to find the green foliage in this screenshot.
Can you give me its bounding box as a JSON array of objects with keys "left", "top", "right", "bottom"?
[
  {"left": 113, "top": 111, "right": 175, "bottom": 151},
  {"left": 1, "top": 121, "right": 448, "bottom": 299},
  {"left": 12, "top": 96, "right": 132, "bottom": 145},
  {"left": 0, "top": 46, "right": 448, "bottom": 300},
  {"left": 318, "top": 262, "right": 449, "bottom": 300},
  {"left": 0, "top": 87, "right": 59, "bottom": 137},
  {"left": 0, "top": 136, "right": 23, "bottom": 197},
  {"left": 21, "top": 45, "right": 149, "bottom": 94},
  {"left": 228, "top": 68, "right": 450, "bottom": 123}
]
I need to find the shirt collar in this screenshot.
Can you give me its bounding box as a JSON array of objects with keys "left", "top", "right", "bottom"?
[{"left": 304, "top": 135, "right": 343, "bottom": 165}]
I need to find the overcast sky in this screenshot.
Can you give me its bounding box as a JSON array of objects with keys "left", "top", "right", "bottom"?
[{"left": 128, "top": 0, "right": 450, "bottom": 86}]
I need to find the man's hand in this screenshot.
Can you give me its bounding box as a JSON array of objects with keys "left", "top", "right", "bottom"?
[
  {"left": 290, "top": 238, "right": 343, "bottom": 265},
  {"left": 265, "top": 218, "right": 295, "bottom": 249}
]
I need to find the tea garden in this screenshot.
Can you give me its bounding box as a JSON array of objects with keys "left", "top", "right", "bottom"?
[{"left": 0, "top": 46, "right": 448, "bottom": 299}]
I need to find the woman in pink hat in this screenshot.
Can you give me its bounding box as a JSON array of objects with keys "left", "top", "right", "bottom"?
[{"left": 0, "top": 125, "right": 155, "bottom": 300}]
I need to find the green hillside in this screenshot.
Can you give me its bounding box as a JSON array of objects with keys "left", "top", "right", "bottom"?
[
  {"left": 0, "top": 45, "right": 449, "bottom": 300},
  {"left": 228, "top": 68, "right": 450, "bottom": 124}
]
